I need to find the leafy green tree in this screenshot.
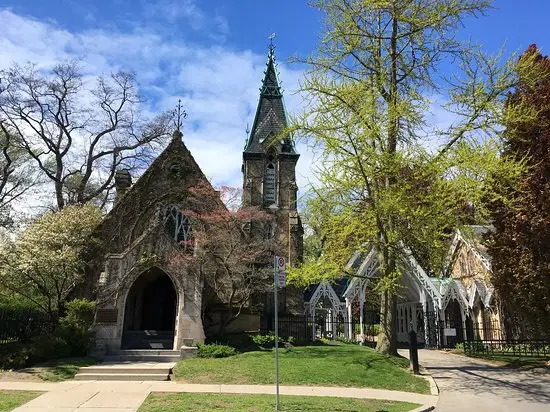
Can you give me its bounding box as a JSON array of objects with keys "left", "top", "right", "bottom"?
[
  {"left": 289, "top": 0, "right": 522, "bottom": 354},
  {"left": 487, "top": 45, "right": 550, "bottom": 338},
  {"left": 0, "top": 204, "right": 102, "bottom": 323}
]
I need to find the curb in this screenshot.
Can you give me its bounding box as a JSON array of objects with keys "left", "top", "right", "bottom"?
[
  {"left": 424, "top": 373, "right": 439, "bottom": 396},
  {"left": 415, "top": 366, "right": 439, "bottom": 396},
  {"left": 410, "top": 406, "right": 435, "bottom": 412}
]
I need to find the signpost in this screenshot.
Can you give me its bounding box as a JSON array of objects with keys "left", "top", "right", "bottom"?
[{"left": 274, "top": 255, "right": 286, "bottom": 411}]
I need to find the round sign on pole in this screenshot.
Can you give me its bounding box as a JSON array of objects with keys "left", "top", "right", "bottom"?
[{"left": 277, "top": 256, "right": 286, "bottom": 271}]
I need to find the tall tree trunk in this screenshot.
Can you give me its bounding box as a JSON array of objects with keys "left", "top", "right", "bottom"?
[
  {"left": 376, "top": 244, "right": 398, "bottom": 355},
  {"left": 376, "top": 290, "right": 397, "bottom": 355}
]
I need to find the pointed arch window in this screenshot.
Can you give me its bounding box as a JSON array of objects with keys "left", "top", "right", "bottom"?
[
  {"left": 161, "top": 205, "right": 193, "bottom": 251},
  {"left": 264, "top": 157, "right": 277, "bottom": 206}
]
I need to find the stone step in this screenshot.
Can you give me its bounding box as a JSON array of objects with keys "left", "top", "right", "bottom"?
[
  {"left": 75, "top": 361, "right": 175, "bottom": 381},
  {"left": 74, "top": 373, "right": 169, "bottom": 381},
  {"left": 109, "top": 349, "right": 180, "bottom": 356},
  {"left": 104, "top": 355, "right": 181, "bottom": 362},
  {"left": 81, "top": 366, "right": 172, "bottom": 374}
]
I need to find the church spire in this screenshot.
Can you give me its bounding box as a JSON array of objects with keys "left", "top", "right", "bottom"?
[
  {"left": 260, "top": 40, "right": 282, "bottom": 98},
  {"left": 244, "top": 38, "right": 297, "bottom": 155}
]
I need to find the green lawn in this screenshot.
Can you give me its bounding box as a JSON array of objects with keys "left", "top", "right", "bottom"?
[
  {"left": 0, "top": 390, "right": 42, "bottom": 412},
  {"left": 29, "top": 357, "right": 98, "bottom": 381},
  {"left": 173, "top": 344, "right": 430, "bottom": 394},
  {"left": 138, "top": 392, "right": 420, "bottom": 412}
]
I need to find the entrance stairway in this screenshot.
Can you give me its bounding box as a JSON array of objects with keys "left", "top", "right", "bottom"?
[{"left": 74, "top": 349, "right": 181, "bottom": 381}]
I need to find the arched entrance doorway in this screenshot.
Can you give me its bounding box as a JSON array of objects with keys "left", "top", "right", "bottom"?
[
  {"left": 122, "top": 267, "right": 177, "bottom": 349},
  {"left": 443, "top": 299, "right": 465, "bottom": 347}
]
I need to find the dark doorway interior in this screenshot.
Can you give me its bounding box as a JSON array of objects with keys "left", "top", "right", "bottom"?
[{"left": 122, "top": 267, "right": 177, "bottom": 349}]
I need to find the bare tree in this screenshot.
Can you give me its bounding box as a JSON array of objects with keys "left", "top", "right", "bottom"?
[
  {"left": 0, "top": 123, "right": 37, "bottom": 226},
  {"left": 0, "top": 61, "right": 172, "bottom": 210}
]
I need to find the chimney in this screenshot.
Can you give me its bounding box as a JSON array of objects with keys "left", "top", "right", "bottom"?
[{"left": 114, "top": 169, "right": 132, "bottom": 204}]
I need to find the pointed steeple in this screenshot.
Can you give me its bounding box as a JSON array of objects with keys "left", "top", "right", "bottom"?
[
  {"left": 244, "top": 42, "right": 297, "bottom": 156},
  {"left": 260, "top": 44, "right": 282, "bottom": 98}
]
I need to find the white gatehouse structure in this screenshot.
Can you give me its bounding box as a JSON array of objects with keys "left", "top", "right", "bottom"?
[{"left": 303, "top": 226, "right": 503, "bottom": 347}]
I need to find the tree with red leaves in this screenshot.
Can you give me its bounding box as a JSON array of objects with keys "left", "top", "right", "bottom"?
[
  {"left": 487, "top": 45, "right": 550, "bottom": 338},
  {"left": 175, "top": 181, "right": 276, "bottom": 334}
]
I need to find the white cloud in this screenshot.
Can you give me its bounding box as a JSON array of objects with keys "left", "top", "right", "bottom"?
[{"left": 0, "top": 8, "right": 314, "bottom": 214}]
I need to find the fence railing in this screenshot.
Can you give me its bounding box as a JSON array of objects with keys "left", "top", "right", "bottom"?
[
  {"left": 265, "top": 313, "right": 379, "bottom": 344},
  {"left": 0, "top": 308, "right": 50, "bottom": 345},
  {"left": 464, "top": 339, "right": 550, "bottom": 357}
]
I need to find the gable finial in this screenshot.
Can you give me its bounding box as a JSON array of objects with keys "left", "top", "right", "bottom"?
[{"left": 173, "top": 99, "right": 188, "bottom": 133}]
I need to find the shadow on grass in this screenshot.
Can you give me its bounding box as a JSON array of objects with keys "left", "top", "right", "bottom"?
[{"left": 21, "top": 357, "right": 99, "bottom": 381}]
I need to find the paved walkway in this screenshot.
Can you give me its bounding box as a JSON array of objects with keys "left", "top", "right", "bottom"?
[
  {"left": 0, "top": 380, "right": 438, "bottom": 411},
  {"left": 406, "top": 349, "right": 550, "bottom": 412}
]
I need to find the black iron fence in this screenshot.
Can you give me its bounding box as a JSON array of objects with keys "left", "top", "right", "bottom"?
[
  {"left": 0, "top": 308, "right": 50, "bottom": 345},
  {"left": 265, "top": 312, "right": 380, "bottom": 345},
  {"left": 464, "top": 340, "right": 550, "bottom": 357}
]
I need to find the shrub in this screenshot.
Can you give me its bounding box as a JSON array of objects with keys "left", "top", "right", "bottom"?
[
  {"left": 250, "top": 333, "right": 289, "bottom": 349},
  {"left": 251, "top": 333, "right": 276, "bottom": 348},
  {"left": 197, "top": 343, "right": 237, "bottom": 358},
  {"left": 0, "top": 342, "right": 33, "bottom": 369},
  {"left": 31, "top": 334, "right": 71, "bottom": 361},
  {"left": 58, "top": 299, "right": 96, "bottom": 356},
  {"left": 335, "top": 336, "right": 358, "bottom": 345}
]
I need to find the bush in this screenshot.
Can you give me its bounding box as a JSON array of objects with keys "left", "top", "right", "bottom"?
[
  {"left": 31, "top": 334, "right": 71, "bottom": 361},
  {"left": 0, "top": 342, "right": 33, "bottom": 369},
  {"left": 335, "top": 336, "right": 358, "bottom": 345},
  {"left": 250, "top": 333, "right": 290, "bottom": 349},
  {"left": 251, "top": 333, "right": 276, "bottom": 348},
  {"left": 58, "top": 299, "right": 96, "bottom": 356},
  {"left": 197, "top": 343, "right": 237, "bottom": 358}
]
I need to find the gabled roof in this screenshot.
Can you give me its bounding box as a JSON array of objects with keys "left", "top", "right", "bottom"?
[
  {"left": 98, "top": 131, "right": 221, "bottom": 253},
  {"left": 443, "top": 225, "right": 494, "bottom": 276},
  {"left": 244, "top": 45, "right": 298, "bottom": 157}
]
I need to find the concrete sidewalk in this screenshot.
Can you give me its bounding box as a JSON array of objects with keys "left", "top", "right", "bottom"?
[{"left": 0, "top": 380, "right": 438, "bottom": 411}]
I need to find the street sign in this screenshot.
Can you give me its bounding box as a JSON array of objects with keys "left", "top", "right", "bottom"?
[
  {"left": 277, "top": 272, "right": 287, "bottom": 288},
  {"left": 276, "top": 256, "right": 286, "bottom": 272},
  {"left": 273, "top": 255, "right": 285, "bottom": 411}
]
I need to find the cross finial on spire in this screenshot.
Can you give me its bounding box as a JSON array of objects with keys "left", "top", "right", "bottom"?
[
  {"left": 268, "top": 32, "right": 276, "bottom": 55},
  {"left": 173, "top": 99, "right": 188, "bottom": 132}
]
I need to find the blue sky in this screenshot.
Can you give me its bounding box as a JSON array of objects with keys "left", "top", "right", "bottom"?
[{"left": 1, "top": 0, "right": 550, "bottom": 209}]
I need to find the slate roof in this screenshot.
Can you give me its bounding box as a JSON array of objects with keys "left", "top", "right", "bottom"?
[{"left": 244, "top": 45, "right": 298, "bottom": 156}]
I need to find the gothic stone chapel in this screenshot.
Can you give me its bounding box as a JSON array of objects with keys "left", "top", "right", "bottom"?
[{"left": 91, "top": 45, "right": 303, "bottom": 355}]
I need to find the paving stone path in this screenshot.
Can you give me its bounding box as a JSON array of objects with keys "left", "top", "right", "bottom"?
[
  {"left": 0, "top": 380, "right": 437, "bottom": 411},
  {"left": 401, "top": 349, "right": 550, "bottom": 412}
]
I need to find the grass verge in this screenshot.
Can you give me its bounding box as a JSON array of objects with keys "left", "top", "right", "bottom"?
[
  {"left": 173, "top": 344, "right": 429, "bottom": 394},
  {"left": 0, "top": 390, "right": 42, "bottom": 412},
  {"left": 28, "top": 357, "right": 98, "bottom": 381},
  {"left": 138, "top": 392, "right": 420, "bottom": 412}
]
